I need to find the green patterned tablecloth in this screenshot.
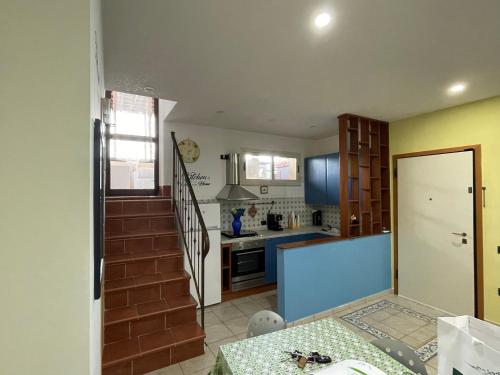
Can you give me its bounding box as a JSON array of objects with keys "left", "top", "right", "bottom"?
[{"left": 214, "top": 317, "right": 414, "bottom": 375}]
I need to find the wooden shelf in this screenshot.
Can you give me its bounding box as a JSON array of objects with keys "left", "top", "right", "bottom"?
[{"left": 339, "top": 114, "right": 391, "bottom": 237}]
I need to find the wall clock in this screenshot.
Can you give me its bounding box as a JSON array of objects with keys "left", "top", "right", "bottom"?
[{"left": 178, "top": 138, "right": 200, "bottom": 163}]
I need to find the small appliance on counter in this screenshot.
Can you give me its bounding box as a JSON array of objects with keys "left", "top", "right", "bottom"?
[
  {"left": 221, "top": 230, "right": 258, "bottom": 239},
  {"left": 312, "top": 210, "right": 322, "bottom": 226},
  {"left": 267, "top": 213, "right": 283, "bottom": 231}
]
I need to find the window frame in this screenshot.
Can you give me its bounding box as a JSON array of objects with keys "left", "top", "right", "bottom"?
[
  {"left": 239, "top": 148, "right": 302, "bottom": 186},
  {"left": 105, "top": 90, "right": 159, "bottom": 196}
]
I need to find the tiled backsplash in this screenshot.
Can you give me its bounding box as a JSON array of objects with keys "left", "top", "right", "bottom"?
[{"left": 200, "top": 197, "right": 340, "bottom": 231}]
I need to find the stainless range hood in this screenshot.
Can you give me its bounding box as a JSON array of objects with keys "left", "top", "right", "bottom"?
[{"left": 216, "top": 153, "right": 259, "bottom": 201}]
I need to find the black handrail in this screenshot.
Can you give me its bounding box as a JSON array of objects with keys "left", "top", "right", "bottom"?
[{"left": 171, "top": 132, "right": 209, "bottom": 330}]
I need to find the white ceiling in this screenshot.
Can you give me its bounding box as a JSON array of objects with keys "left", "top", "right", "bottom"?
[{"left": 103, "top": 0, "right": 500, "bottom": 139}]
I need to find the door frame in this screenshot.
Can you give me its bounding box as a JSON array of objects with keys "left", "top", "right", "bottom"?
[{"left": 392, "top": 145, "right": 484, "bottom": 319}]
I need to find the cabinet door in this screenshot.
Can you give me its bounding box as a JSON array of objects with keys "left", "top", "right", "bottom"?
[
  {"left": 305, "top": 156, "right": 327, "bottom": 204},
  {"left": 326, "top": 153, "right": 340, "bottom": 205}
]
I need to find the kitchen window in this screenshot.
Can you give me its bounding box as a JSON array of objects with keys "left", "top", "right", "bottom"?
[
  {"left": 240, "top": 150, "right": 301, "bottom": 186},
  {"left": 105, "top": 90, "right": 159, "bottom": 195}
]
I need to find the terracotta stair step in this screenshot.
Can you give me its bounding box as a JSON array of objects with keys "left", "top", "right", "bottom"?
[
  {"left": 105, "top": 249, "right": 182, "bottom": 264},
  {"left": 102, "top": 322, "right": 205, "bottom": 369},
  {"left": 106, "top": 196, "right": 170, "bottom": 201},
  {"left": 105, "top": 229, "right": 178, "bottom": 241},
  {"left": 104, "top": 295, "right": 196, "bottom": 326},
  {"left": 106, "top": 211, "right": 174, "bottom": 219},
  {"left": 105, "top": 271, "right": 190, "bottom": 293}
]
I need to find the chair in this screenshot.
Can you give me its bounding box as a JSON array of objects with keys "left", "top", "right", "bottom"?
[
  {"left": 371, "top": 338, "right": 428, "bottom": 375},
  {"left": 247, "top": 310, "right": 286, "bottom": 338}
]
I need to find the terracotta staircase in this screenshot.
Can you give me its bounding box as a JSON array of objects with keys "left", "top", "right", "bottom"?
[{"left": 102, "top": 189, "right": 205, "bottom": 375}]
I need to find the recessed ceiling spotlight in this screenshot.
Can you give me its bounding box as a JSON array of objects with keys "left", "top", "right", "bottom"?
[
  {"left": 447, "top": 82, "right": 467, "bottom": 95},
  {"left": 314, "top": 12, "right": 332, "bottom": 28}
]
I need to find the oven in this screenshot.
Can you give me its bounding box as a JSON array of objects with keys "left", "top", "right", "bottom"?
[{"left": 231, "top": 239, "right": 266, "bottom": 291}]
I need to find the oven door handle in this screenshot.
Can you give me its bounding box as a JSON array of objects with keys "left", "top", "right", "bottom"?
[{"left": 236, "top": 249, "right": 264, "bottom": 256}]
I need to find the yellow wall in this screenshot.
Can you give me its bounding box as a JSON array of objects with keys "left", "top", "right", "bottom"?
[
  {"left": 0, "top": 1, "right": 95, "bottom": 374},
  {"left": 390, "top": 95, "right": 500, "bottom": 323}
]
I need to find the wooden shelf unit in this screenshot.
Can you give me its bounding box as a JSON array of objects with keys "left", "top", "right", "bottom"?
[{"left": 339, "top": 114, "right": 391, "bottom": 237}]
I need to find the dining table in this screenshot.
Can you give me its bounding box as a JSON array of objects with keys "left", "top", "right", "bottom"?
[{"left": 213, "top": 317, "right": 415, "bottom": 375}]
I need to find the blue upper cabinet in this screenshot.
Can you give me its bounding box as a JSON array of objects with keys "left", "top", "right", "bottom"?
[
  {"left": 305, "top": 153, "right": 340, "bottom": 205},
  {"left": 326, "top": 153, "right": 340, "bottom": 205},
  {"left": 304, "top": 156, "right": 327, "bottom": 204}
]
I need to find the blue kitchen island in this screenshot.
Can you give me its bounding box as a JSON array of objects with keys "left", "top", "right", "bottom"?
[{"left": 277, "top": 233, "right": 391, "bottom": 322}]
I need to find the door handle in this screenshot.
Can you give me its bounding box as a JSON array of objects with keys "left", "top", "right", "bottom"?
[{"left": 451, "top": 232, "right": 467, "bottom": 237}]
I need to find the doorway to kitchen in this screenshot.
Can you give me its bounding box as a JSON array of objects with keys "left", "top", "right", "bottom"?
[
  {"left": 105, "top": 90, "right": 159, "bottom": 196},
  {"left": 393, "top": 145, "right": 484, "bottom": 318}
]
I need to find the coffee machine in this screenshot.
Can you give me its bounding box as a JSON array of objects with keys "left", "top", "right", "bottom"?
[
  {"left": 312, "top": 210, "right": 322, "bottom": 226},
  {"left": 267, "top": 213, "right": 283, "bottom": 231}
]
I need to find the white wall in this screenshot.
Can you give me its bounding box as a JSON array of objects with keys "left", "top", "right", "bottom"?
[
  {"left": 0, "top": 1, "right": 97, "bottom": 374},
  {"left": 162, "top": 121, "right": 336, "bottom": 200},
  {"left": 160, "top": 104, "right": 339, "bottom": 200},
  {"left": 90, "top": 0, "right": 104, "bottom": 374},
  {"left": 305, "top": 135, "right": 340, "bottom": 157}
]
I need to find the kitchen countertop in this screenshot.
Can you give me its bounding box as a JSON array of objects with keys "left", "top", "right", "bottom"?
[{"left": 220, "top": 225, "right": 340, "bottom": 244}]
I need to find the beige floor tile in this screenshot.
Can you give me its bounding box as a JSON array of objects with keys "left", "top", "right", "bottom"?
[
  {"left": 207, "top": 335, "right": 240, "bottom": 357},
  {"left": 314, "top": 309, "right": 335, "bottom": 320},
  {"left": 187, "top": 367, "right": 213, "bottom": 375},
  {"left": 426, "top": 365, "right": 437, "bottom": 375},
  {"left": 225, "top": 316, "right": 250, "bottom": 335},
  {"left": 383, "top": 314, "right": 425, "bottom": 335},
  {"left": 409, "top": 325, "right": 437, "bottom": 345},
  {"left": 179, "top": 351, "right": 215, "bottom": 375},
  {"left": 212, "top": 304, "right": 245, "bottom": 321},
  {"left": 370, "top": 321, "right": 406, "bottom": 340},
  {"left": 368, "top": 310, "right": 393, "bottom": 322},
  {"left": 197, "top": 311, "right": 222, "bottom": 328},
  {"left": 254, "top": 295, "right": 277, "bottom": 309},
  {"left": 235, "top": 301, "right": 262, "bottom": 317},
  {"left": 426, "top": 355, "right": 438, "bottom": 368},
  {"left": 229, "top": 295, "right": 253, "bottom": 305},
  {"left": 145, "top": 363, "right": 183, "bottom": 375},
  {"left": 236, "top": 332, "right": 248, "bottom": 340},
  {"left": 400, "top": 334, "right": 422, "bottom": 349},
  {"left": 204, "top": 323, "right": 234, "bottom": 344}
]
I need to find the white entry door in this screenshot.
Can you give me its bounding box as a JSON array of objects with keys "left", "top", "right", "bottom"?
[{"left": 397, "top": 151, "right": 475, "bottom": 316}]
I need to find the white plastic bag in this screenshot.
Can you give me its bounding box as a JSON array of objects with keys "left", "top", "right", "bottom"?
[{"left": 438, "top": 316, "right": 500, "bottom": 374}]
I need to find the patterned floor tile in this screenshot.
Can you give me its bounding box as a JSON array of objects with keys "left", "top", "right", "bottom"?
[{"left": 341, "top": 299, "right": 438, "bottom": 362}]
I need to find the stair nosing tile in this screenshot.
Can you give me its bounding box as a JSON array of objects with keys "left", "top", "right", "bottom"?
[
  {"left": 104, "top": 296, "right": 197, "bottom": 326},
  {"left": 104, "top": 271, "right": 190, "bottom": 293},
  {"left": 104, "top": 250, "right": 183, "bottom": 264},
  {"left": 105, "top": 230, "right": 178, "bottom": 241},
  {"left": 106, "top": 212, "right": 174, "bottom": 219}
]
